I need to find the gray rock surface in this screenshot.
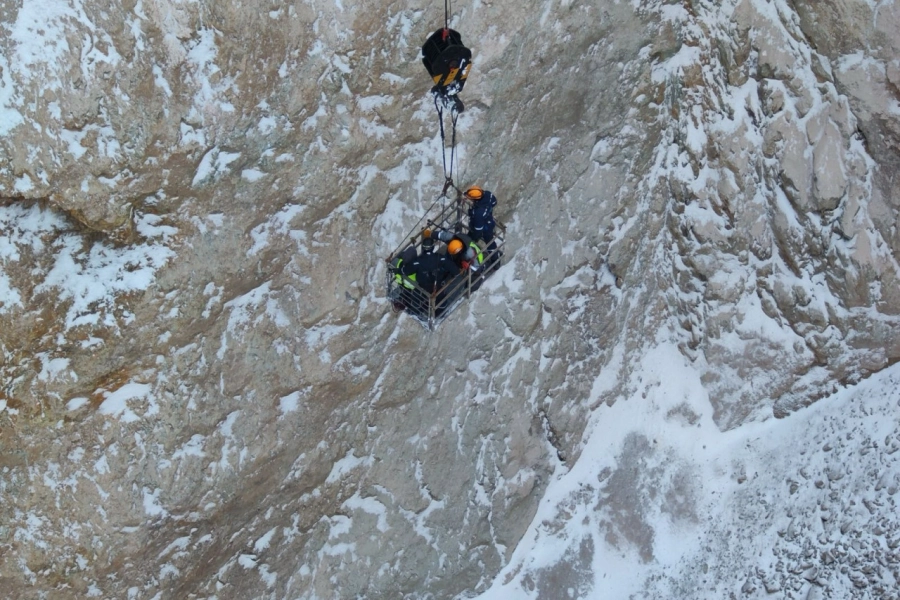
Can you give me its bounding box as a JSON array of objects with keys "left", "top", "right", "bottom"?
[{"left": 0, "top": 0, "right": 898, "bottom": 598}]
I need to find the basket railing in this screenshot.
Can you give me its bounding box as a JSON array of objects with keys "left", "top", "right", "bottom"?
[{"left": 386, "top": 199, "right": 505, "bottom": 330}]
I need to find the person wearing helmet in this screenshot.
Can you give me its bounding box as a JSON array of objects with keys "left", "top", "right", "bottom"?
[
  {"left": 463, "top": 185, "right": 498, "bottom": 243},
  {"left": 437, "top": 230, "right": 484, "bottom": 273},
  {"left": 388, "top": 244, "right": 420, "bottom": 312},
  {"left": 420, "top": 235, "right": 436, "bottom": 255},
  {"left": 408, "top": 233, "right": 459, "bottom": 296}
]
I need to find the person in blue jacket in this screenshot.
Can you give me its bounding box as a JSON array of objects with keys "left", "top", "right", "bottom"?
[
  {"left": 463, "top": 186, "right": 497, "bottom": 243},
  {"left": 463, "top": 185, "right": 502, "bottom": 271}
]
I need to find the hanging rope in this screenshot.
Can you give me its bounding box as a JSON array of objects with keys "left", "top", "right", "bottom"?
[
  {"left": 449, "top": 106, "right": 459, "bottom": 185},
  {"left": 435, "top": 96, "right": 447, "bottom": 182},
  {"left": 434, "top": 95, "right": 462, "bottom": 197},
  {"left": 434, "top": 0, "right": 461, "bottom": 202}
]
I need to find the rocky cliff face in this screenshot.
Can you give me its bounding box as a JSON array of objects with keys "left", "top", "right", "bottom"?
[{"left": 1, "top": 0, "right": 898, "bottom": 598}]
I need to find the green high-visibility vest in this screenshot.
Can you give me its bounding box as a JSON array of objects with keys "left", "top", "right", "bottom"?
[
  {"left": 469, "top": 242, "right": 484, "bottom": 265},
  {"left": 393, "top": 258, "right": 416, "bottom": 289}
]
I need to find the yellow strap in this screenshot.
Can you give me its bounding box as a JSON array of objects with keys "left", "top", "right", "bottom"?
[
  {"left": 433, "top": 66, "right": 464, "bottom": 87},
  {"left": 444, "top": 67, "right": 460, "bottom": 84}
]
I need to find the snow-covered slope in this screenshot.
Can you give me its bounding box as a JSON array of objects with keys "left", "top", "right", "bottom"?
[
  {"left": 477, "top": 348, "right": 900, "bottom": 599},
  {"left": 1, "top": 0, "right": 898, "bottom": 598}
]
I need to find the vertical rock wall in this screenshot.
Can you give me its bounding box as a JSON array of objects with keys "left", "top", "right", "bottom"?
[{"left": 0, "top": 0, "right": 898, "bottom": 598}]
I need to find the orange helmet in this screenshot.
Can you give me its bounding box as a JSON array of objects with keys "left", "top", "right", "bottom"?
[
  {"left": 448, "top": 239, "right": 464, "bottom": 255},
  {"left": 464, "top": 186, "right": 483, "bottom": 200}
]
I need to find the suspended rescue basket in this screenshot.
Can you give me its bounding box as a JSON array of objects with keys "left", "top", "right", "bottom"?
[{"left": 385, "top": 189, "right": 506, "bottom": 331}]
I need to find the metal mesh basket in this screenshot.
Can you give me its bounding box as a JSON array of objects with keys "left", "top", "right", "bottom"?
[{"left": 385, "top": 196, "right": 505, "bottom": 330}]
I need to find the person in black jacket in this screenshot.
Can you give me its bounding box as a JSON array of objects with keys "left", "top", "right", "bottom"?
[
  {"left": 435, "top": 231, "right": 483, "bottom": 273},
  {"left": 408, "top": 236, "right": 459, "bottom": 296}
]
